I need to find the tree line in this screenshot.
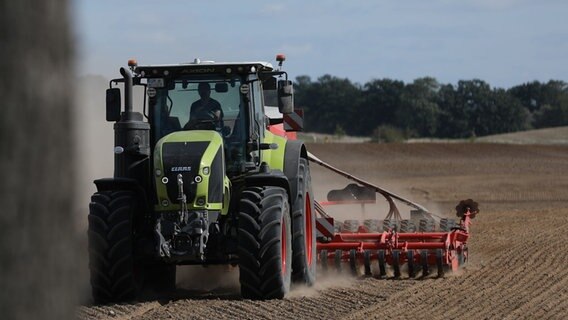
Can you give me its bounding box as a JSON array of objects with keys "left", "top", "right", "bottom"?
[{"left": 294, "top": 75, "right": 568, "bottom": 141}]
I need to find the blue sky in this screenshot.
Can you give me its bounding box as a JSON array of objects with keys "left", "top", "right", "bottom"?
[{"left": 74, "top": 0, "right": 568, "bottom": 88}]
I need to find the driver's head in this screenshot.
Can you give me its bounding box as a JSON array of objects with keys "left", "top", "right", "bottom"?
[{"left": 198, "top": 82, "right": 211, "bottom": 98}]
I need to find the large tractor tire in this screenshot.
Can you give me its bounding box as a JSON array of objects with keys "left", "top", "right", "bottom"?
[
  {"left": 238, "top": 186, "right": 292, "bottom": 300},
  {"left": 88, "top": 190, "right": 137, "bottom": 304},
  {"left": 291, "top": 159, "right": 316, "bottom": 285}
]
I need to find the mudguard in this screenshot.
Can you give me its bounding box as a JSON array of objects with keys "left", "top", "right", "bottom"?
[{"left": 283, "top": 140, "right": 308, "bottom": 208}]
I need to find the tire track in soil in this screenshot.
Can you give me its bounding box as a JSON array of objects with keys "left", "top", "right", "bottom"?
[
  {"left": 130, "top": 279, "right": 418, "bottom": 320},
  {"left": 76, "top": 301, "right": 161, "bottom": 320}
]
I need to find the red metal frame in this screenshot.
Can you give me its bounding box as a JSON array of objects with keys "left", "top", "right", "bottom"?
[{"left": 316, "top": 208, "right": 473, "bottom": 274}]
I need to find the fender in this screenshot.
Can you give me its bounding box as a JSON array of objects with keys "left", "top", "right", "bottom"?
[
  {"left": 244, "top": 170, "right": 291, "bottom": 204},
  {"left": 283, "top": 140, "right": 308, "bottom": 208},
  {"left": 94, "top": 177, "right": 151, "bottom": 215}
]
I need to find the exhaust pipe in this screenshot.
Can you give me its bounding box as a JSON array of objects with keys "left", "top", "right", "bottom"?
[
  {"left": 113, "top": 67, "right": 150, "bottom": 178},
  {"left": 119, "top": 67, "right": 133, "bottom": 115}
]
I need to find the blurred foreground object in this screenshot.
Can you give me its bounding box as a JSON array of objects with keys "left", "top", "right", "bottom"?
[{"left": 0, "top": 1, "right": 77, "bottom": 319}]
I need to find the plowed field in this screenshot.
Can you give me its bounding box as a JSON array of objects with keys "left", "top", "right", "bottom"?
[{"left": 77, "top": 143, "right": 568, "bottom": 320}]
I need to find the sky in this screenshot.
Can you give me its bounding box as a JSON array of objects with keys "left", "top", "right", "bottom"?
[{"left": 73, "top": 0, "right": 568, "bottom": 88}]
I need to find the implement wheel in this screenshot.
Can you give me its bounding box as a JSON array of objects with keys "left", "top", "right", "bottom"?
[
  {"left": 88, "top": 190, "right": 137, "bottom": 303},
  {"left": 238, "top": 186, "right": 292, "bottom": 300},
  {"left": 291, "top": 159, "right": 317, "bottom": 286}
]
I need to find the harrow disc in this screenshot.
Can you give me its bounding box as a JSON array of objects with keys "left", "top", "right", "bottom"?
[
  {"left": 407, "top": 250, "right": 415, "bottom": 278},
  {"left": 320, "top": 250, "right": 328, "bottom": 272},
  {"left": 420, "top": 250, "right": 429, "bottom": 277},
  {"left": 378, "top": 250, "right": 387, "bottom": 278},
  {"left": 349, "top": 249, "right": 359, "bottom": 276},
  {"left": 392, "top": 250, "right": 401, "bottom": 278},
  {"left": 436, "top": 249, "right": 444, "bottom": 277},
  {"left": 334, "top": 249, "right": 342, "bottom": 272},
  {"left": 456, "top": 199, "right": 479, "bottom": 218},
  {"left": 363, "top": 250, "right": 372, "bottom": 276}
]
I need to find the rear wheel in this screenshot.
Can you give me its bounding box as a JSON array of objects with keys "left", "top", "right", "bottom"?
[
  {"left": 88, "top": 190, "right": 137, "bottom": 303},
  {"left": 238, "top": 186, "right": 292, "bottom": 300},
  {"left": 291, "top": 159, "right": 317, "bottom": 286}
]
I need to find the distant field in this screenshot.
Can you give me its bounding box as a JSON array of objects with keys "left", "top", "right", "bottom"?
[
  {"left": 301, "top": 126, "right": 568, "bottom": 145},
  {"left": 475, "top": 126, "right": 568, "bottom": 145}
]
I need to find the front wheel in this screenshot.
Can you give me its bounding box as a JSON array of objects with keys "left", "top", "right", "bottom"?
[
  {"left": 88, "top": 190, "right": 137, "bottom": 304},
  {"left": 238, "top": 186, "right": 292, "bottom": 300}
]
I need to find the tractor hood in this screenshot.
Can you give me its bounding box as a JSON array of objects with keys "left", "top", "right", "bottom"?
[{"left": 153, "top": 130, "right": 225, "bottom": 211}]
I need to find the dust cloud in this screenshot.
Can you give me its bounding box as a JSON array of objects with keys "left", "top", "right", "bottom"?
[
  {"left": 288, "top": 273, "right": 355, "bottom": 298},
  {"left": 176, "top": 265, "right": 241, "bottom": 294}
]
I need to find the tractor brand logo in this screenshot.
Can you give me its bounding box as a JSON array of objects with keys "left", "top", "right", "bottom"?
[
  {"left": 171, "top": 166, "right": 192, "bottom": 172},
  {"left": 182, "top": 68, "right": 216, "bottom": 74}
]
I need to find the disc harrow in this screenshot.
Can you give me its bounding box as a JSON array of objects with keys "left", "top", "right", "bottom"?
[{"left": 309, "top": 152, "right": 478, "bottom": 279}]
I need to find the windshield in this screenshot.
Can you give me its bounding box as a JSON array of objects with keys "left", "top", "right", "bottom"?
[
  {"left": 152, "top": 75, "right": 244, "bottom": 139},
  {"left": 151, "top": 74, "right": 247, "bottom": 174}
]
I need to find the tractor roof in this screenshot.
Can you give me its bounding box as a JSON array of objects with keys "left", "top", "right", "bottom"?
[{"left": 134, "top": 59, "right": 274, "bottom": 77}]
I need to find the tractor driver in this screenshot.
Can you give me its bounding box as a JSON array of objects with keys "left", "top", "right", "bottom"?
[{"left": 184, "top": 82, "right": 224, "bottom": 130}]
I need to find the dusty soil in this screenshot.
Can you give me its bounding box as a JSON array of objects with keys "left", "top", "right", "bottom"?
[{"left": 77, "top": 143, "right": 568, "bottom": 320}]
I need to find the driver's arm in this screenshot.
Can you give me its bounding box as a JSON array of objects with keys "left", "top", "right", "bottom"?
[{"left": 211, "top": 100, "right": 223, "bottom": 120}]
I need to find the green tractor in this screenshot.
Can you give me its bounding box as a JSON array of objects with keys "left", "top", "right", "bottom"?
[{"left": 88, "top": 56, "right": 316, "bottom": 303}]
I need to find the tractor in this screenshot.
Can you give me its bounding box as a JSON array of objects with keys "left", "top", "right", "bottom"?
[{"left": 88, "top": 55, "right": 316, "bottom": 302}]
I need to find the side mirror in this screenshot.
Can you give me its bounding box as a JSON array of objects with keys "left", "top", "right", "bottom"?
[
  {"left": 106, "top": 88, "right": 121, "bottom": 121},
  {"left": 277, "top": 80, "right": 294, "bottom": 114}
]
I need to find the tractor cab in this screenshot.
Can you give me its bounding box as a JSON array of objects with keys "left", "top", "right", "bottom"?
[{"left": 107, "top": 58, "right": 294, "bottom": 176}]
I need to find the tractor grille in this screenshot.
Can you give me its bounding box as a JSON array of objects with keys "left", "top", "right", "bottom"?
[{"left": 162, "top": 141, "right": 209, "bottom": 203}]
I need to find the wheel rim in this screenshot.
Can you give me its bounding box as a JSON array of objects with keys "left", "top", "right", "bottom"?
[
  {"left": 305, "top": 192, "right": 313, "bottom": 266},
  {"left": 281, "top": 216, "right": 287, "bottom": 275}
]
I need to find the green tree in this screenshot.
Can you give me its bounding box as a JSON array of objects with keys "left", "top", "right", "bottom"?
[
  {"left": 395, "top": 77, "right": 441, "bottom": 137},
  {"left": 358, "top": 79, "right": 405, "bottom": 135},
  {"left": 295, "top": 75, "right": 361, "bottom": 134},
  {"left": 437, "top": 80, "right": 530, "bottom": 137},
  {"left": 533, "top": 95, "right": 568, "bottom": 127}
]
